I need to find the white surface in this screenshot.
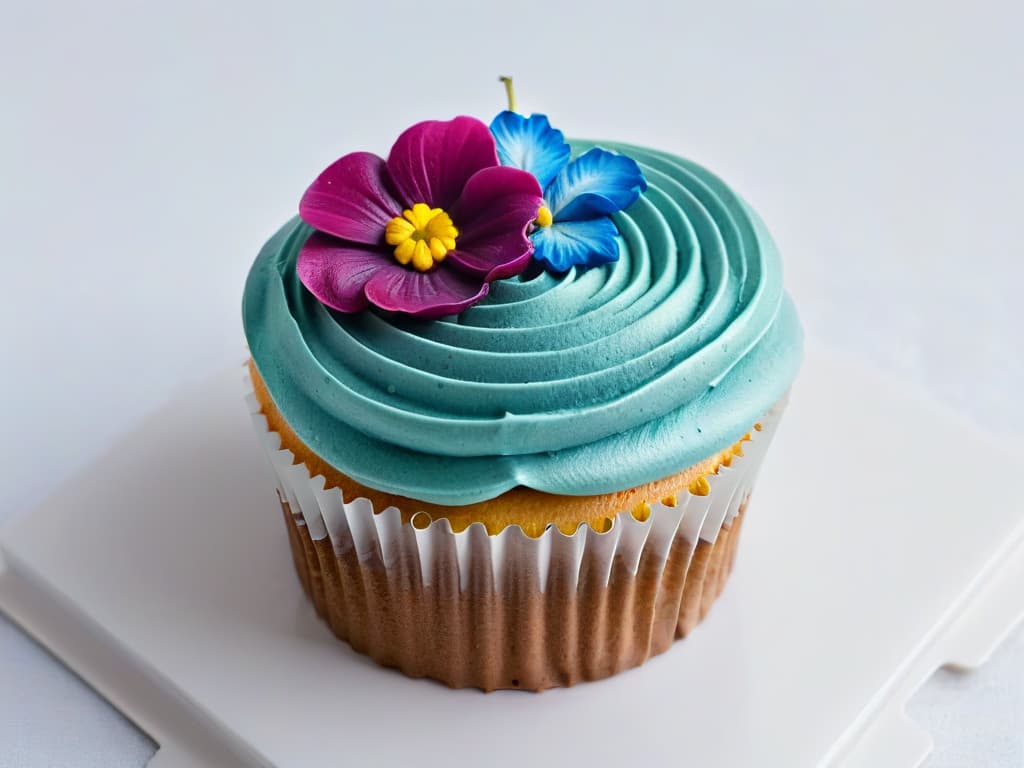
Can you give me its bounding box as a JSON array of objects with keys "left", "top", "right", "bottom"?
[
  {"left": 0, "top": 618, "right": 155, "bottom": 767},
  {"left": 909, "top": 627, "right": 1024, "bottom": 767},
  {"left": 2, "top": 0, "right": 1023, "bottom": 765},
  {"left": 1, "top": 349, "right": 1023, "bottom": 767}
]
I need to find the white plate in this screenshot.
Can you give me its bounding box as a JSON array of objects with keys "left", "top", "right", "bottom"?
[{"left": 1, "top": 345, "right": 1022, "bottom": 768}]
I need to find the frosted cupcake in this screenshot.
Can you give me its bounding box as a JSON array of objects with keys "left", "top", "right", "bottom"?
[{"left": 243, "top": 94, "right": 802, "bottom": 690}]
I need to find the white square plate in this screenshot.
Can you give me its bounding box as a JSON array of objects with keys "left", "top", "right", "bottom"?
[{"left": 2, "top": 345, "right": 1022, "bottom": 767}]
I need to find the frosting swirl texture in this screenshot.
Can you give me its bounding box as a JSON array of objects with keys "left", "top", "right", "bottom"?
[{"left": 243, "top": 141, "right": 803, "bottom": 505}]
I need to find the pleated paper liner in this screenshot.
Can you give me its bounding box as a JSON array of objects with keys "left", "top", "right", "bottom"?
[{"left": 246, "top": 385, "right": 786, "bottom": 691}]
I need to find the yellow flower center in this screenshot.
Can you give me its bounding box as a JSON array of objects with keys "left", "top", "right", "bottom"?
[
  {"left": 384, "top": 203, "right": 459, "bottom": 272},
  {"left": 535, "top": 204, "right": 553, "bottom": 228}
]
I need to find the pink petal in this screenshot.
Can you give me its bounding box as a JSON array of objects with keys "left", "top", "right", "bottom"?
[
  {"left": 447, "top": 165, "right": 544, "bottom": 280},
  {"left": 296, "top": 232, "right": 392, "bottom": 313},
  {"left": 299, "top": 152, "right": 401, "bottom": 244},
  {"left": 385, "top": 116, "right": 499, "bottom": 210},
  {"left": 363, "top": 264, "right": 489, "bottom": 319}
]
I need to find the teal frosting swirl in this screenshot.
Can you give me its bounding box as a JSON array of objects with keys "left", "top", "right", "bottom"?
[{"left": 243, "top": 141, "right": 803, "bottom": 505}]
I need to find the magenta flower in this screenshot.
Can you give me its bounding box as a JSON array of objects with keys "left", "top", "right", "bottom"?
[{"left": 297, "top": 116, "right": 544, "bottom": 319}]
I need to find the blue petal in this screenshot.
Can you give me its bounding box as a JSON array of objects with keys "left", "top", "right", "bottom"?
[
  {"left": 489, "top": 111, "right": 570, "bottom": 192},
  {"left": 546, "top": 148, "right": 647, "bottom": 222},
  {"left": 531, "top": 218, "right": 620, "bottom": 272}
]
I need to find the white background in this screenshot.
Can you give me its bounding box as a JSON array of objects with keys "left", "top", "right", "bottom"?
[{"left": 1, "top": 0, "right": 1021, "bottom": 765}]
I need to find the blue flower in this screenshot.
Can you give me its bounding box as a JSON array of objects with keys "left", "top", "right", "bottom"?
[{"left": 489, "top": 111, "right": 647, "bottom": 273}]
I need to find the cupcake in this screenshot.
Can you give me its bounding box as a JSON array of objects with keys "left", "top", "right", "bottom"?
[{"left": 242, "top": 92, "right": 802, "bottom": 691}]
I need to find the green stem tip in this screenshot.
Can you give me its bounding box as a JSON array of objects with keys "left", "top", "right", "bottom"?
[{"left": 498, "top": 75, "right": 516, "bottom": 113}]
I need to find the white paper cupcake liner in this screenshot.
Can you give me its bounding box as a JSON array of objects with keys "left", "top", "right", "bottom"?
[{"left": 245, "top": 375, "right": 785, "bottom": 689}]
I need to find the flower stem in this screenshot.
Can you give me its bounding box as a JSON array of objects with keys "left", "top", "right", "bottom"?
[{"left": 498, "top": 76, "right": 516, "bottom": 113}]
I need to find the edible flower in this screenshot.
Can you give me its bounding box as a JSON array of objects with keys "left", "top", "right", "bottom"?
[
  {"left": 297, "top": 117, "right": 543, "bottom": 318},
  {"left": 489, "top": 111, "right": 647, "bottom": 272}
]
